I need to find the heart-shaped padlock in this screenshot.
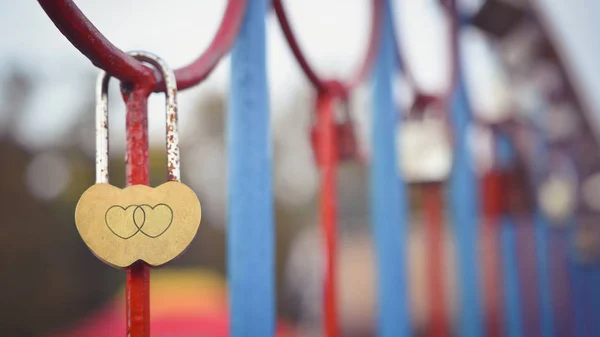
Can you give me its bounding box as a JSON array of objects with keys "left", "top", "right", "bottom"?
[{"left": 75, "top": 52, "right": 201, "bottom": 268}]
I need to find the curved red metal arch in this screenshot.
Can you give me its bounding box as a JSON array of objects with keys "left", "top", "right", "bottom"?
[
  {"left": 273, "top": 0, "right": 383, "bottom": 96},
  {"left": 37, "top": 0, "right": 247, "bottom": 92}
]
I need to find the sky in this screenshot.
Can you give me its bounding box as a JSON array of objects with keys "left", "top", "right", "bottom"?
[{"left": 0, "top": 0, "right": 597, "bottom": 149}]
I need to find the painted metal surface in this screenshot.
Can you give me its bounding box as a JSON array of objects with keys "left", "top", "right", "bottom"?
[
  {"left": 124, "top": 83, "right": 151, "bottom": 337},
  {"left": 227, "top": 0, "right": 274, "bottom": 335},
  {"left": 96, "top": 52, "right": 180, "bottom": 184},
  {"left": 533, "top": 212, "right": 554, "bottom": 337},
  {"left": 422, "top": 183, "right": 449, "bottom": 337},
  {"left": 370, "top": 1, "right": 411, "bottom": 336},
  {"left": 273, "top": 0, "right": 382, "bottom": 94},
  {"left": 122, "top": 52, "right": 178, "bottom": 337},
  {"left": 38, "top": 0, "right": 247, "bottom": 92},
  {"left": 496, "top": 135, "right": 524, "bottom": 337},
  {"left": 314, "top": 93, "right": 340, "bottom": 337},
  {"left": 128, "top": 52, "right": 181, "bottom": 182},
  {"left": 501, "top": 216, "right": 524, "bottom": 337},
  {"left": 480, "top": 169, "right": 503, "bottom": 337},
  {"left": 448, "top": 76, "right": 483, "bottom": 337}
]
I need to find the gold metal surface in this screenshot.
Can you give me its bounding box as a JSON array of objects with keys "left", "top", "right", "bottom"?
[{"left": 75, "top": 182, "right": 201, "bottom": 268}]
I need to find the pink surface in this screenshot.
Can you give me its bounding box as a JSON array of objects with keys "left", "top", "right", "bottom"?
[{"left": 50, "top": 299, "right": 295, "bottom": 337}]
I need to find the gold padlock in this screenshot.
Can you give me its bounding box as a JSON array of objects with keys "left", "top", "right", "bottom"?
[{"left": 75, "top": 51, "right": 201, "bottom": 268}]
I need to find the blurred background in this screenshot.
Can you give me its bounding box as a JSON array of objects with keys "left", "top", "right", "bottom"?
[{"left": 1, "top": 0, "right": 600, "bottom": 336}]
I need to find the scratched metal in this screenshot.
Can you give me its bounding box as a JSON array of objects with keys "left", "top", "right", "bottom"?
[
  {"left": 128, "top": 51, "right": 181, "bottom": 182},
  {"left": 95, "top": 52, "right": 180, "bottom": 184}
]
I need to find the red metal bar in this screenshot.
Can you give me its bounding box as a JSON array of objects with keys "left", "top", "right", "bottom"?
[
  {"left": 315, "top": 93, "right": 340, "bottom": 337},
  {"left": 124, "top": 85, "right": 152, "bottom": 337},
  {"left": 481, "top": 169, "right": 506, "bottom": 337},
  {"left": 273, "top": 0, "right": 382, "bottom": 95},
  {"left": 481, "top": 222, "right": 502, "bottom": 337},
  {"left": 422, "top": 183, "right": 449, "bottom": 337},
  {"left": 37, "top": 0, "right": 247, "bottom": 92}
]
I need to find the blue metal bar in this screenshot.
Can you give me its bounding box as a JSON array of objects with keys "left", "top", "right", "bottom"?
[
  {"left": 448, "top": 75, "right": 483, "bottom": 337},
  {"left": 530, "top": 105, "right": 555, "bottom": 337},
  {"left": 370, "top": 1, "right": 411, "bottom": 336},
  {"left": 547, "top": 222, "right": 575, "bottom": 337},
  {"left": 570, "top": 259, "right": 586, "bottom": 337},
  {"left": 567, "top": 214, "right": 592, "bottom": 337},
  {"left": 590, "top": 264, "right": 600, "bottom": 336},
  {"left": 581, "top": 266, "right": 594, "bottom": 335},
  {"left": 227, "top": 0, "right": 274, "bottom": 336},
  {"left": 496, "top": 135, "right": 524, "bottom": 337},
  {"left": 501, "top": 216, "right": 524, "bottom": 337},
  {"left": 533, "top": 212, "right": 555, "bottom": 337}
]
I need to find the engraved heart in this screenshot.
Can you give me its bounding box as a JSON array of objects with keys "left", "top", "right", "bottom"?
[
  {"left": 75, "top": 182, "right": 201, "bottom": 268},
  {"left": 104, "top": 205, "right": 145, "bottom": 239},
  {"left": 136, "top": 204, "right": 173, "bottom": 238},
  {"left": 104, "top": 204, "right": 173, "bottom": 239}
]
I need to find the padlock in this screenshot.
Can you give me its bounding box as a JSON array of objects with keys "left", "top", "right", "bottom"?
[
  {"left": 310, "top": 97, "right": 359, "bottom": 165},
  {"left": 537, "top": 171, "right": 576, "bottom": 227},
  {"left": 534, "top": 151, "right": 576, "bottom": 227},
  {"left": 75, "top": 51, "right": 201, "bottom": 268},
  {"left": 397, "top": 96, "right": 452, "bottom": 183},
  {"left": 336, "top": 119, "right": 359, "bottom": 161}
]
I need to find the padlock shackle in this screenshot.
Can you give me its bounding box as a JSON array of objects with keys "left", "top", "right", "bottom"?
[
  {"left": 95, "top": 51, "right": 180, "bottom": 184},
  {"left": 96, "top": 72, "right": 110, "bottom": 184}
]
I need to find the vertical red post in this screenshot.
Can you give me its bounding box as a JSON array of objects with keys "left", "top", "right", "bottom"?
[
  {"left": 316, "top": 93, "right": 339, "bottom": 337},
  {"left": 481, "top": 169, "right": 504, "bottom": 337},
  {"left": 124, "top": 85, "right": 151, "bottom": 337},
  {"left": 422, "top": 183, "right": 449, "bottom": 337}
]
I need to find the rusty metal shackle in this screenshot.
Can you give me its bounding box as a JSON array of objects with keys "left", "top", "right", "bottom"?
[{"left": 95, "top": 51, "right": 180, "bottom": 184}]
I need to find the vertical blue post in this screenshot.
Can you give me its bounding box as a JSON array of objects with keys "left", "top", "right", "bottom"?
[
  {"left": 531, "top": 107, "right": 555, "bottom": 337},
  {"left": 569, "top": 215, "right": 588, "bottom": 337},
  {"left": 448, "top": 76, "right": 483, "bottom": 337},
  {"left": 227, "top": 1, "right": 274, "bottom": 336},
  {"left": 501, "top": 217, "right": 524, "bottom": 337},
  {"left": 590, "top": 263, "right": 600, "bottom": 336},
  {"left": 570, "top": 257, "right": 586, "bottom": 337},
  {"left": 370, "top": 1, "right": 411, "bottom": 336},
  {"left": 497, "top": 135, "right": 524, "bottom": 337},
  {"left": 533, "top": 212, "right": 554, "bottom": 337}
]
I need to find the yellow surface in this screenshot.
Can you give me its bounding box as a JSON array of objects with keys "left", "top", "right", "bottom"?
[{"left": 148, "top": 269, "right": 227, "bottom": 317}]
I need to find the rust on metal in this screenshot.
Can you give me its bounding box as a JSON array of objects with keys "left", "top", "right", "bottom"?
[
  {"left": 93, "top": 51, "right": 185, "bottom": 337},
  {"left": 95, "top": 51, "right": 181, "bottom": 186},
  {"left": 128, "top": 52, "right": 182, "bottom": 183},
  {"left": 96, "top": 71, "right": 111, "bottom": 184}
]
